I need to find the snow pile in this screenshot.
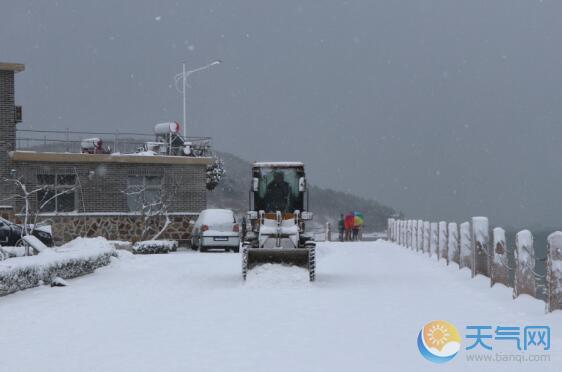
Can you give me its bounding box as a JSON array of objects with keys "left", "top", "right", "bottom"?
[
  {"left": 0, "top": 246, "right": 27, "bottom": 259},
  {"left": 132, "top": 240, "right": 178, "bottom": 254},
  {"left": 0, "top": 237, "right": 115, "bottom": 297},
  {"left": 244, "top": 264, "right": 311, "bottom": 288}
]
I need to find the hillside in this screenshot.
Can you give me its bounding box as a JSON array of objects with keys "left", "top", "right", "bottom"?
[{"left": 208, "top": 151, "right": 398, "bottom": 232}]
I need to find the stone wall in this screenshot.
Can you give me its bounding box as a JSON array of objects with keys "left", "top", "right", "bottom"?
[{"left": 40, "top": 213, "right": 196, "bottom": 246}]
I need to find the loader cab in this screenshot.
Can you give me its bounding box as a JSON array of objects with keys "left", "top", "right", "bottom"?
[{"left": 250, "top": 162, "right": 308, "bottom": 214}]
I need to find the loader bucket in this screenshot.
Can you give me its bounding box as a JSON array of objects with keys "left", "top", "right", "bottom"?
[
  {"left": 247, "top": 249, "right": 310, "bottom": 270},
  {"left": 242, "top": 247, "right": 316, "bottom": 281}
]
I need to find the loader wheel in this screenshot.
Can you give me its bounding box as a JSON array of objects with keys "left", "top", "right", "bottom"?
[
  {"left": 242, "top": 247, "right": 249, "bottom": 280},
  {"left": 307, "top": 245, "right": 316, "bottom": 282}
]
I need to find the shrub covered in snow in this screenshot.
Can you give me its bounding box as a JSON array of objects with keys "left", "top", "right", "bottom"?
[
  {"left": 132, "top": 240, "right": 178, "bottom": 254},
  {"left": 206, "top": 156, "right": 225, "bottom": 191},
  {"left": 0, "top": 237, "right": 115, "bottom": 297}
]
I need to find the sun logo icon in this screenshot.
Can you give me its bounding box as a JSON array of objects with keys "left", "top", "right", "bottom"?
[{"left": 417, "top": 320, "right": 461, "bottom": 363}]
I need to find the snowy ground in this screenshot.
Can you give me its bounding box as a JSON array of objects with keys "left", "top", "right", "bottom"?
[{"left": 0, "top": 241, "right": 560, "bottom": 372}]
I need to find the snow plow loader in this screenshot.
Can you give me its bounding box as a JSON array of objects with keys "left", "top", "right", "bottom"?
[{"left": 241, "top": 162, "right": 316, "bottom": 281}]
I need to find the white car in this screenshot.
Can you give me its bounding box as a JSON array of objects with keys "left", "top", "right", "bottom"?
[{"left": 191, "top": 209, "right": 240, "bottom": 252}]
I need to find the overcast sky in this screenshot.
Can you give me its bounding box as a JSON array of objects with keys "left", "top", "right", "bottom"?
[{"left": 2, "top": 0, "right": 562, "bottom": 228}]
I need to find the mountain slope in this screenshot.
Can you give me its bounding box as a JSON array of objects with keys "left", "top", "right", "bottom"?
[{"left": 208, "top": 151, "right": 397, "bottom": 231}]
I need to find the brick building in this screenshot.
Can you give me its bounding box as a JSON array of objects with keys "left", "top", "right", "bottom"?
[{"left": 1, "top": 62, "right": 212, "bottom": 245}]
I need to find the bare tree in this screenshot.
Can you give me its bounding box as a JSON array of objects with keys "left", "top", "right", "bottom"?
[
  {"left": 124, "top": 175, "right": 180, "bottom": 241},
  {"left": 1, "top": 169, "right": 81, "bottom": 254}
]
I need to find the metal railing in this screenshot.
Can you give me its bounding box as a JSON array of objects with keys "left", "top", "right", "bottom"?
[{"left": 16, "top": 128, "right": 212, "bottom": 156}]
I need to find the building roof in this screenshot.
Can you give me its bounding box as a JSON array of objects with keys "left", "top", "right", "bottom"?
[
  {"left": 253, "top": 161, "right": 305, "bottom": 168},
  {"left": 9, "top": 151, "right": 213, "bottom": 165},
  {"left": 0, "top": 62, "right": 25, "bottom": 73}
]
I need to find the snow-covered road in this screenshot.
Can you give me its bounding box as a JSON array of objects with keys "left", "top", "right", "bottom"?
[{"left": 1, "top": 241, "right": 560, "bottom": 372}]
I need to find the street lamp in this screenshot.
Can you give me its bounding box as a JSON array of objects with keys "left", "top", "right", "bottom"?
[{"left": 174, "top": 60, "right": 221, "bottom": 138}]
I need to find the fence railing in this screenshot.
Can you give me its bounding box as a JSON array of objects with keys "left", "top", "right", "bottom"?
[
  {"left": 387, "top": 217, "right": 562, "bottom": 313},
  {"left": 15, "top": 128, "right": 212, "bottom": 155}
]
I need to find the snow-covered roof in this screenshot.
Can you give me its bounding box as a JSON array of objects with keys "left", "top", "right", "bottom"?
[
  {"left": 9, "top": 151, "right": 213, "bottom": 165},
  {"left": 253, "top": 161, "right": 304, "bottom": 168}
]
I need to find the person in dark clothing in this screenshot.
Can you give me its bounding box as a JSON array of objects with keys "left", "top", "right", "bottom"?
[
  {"left": 352, "top": 226, "right": 360, "bottom": 241},
  {"left": 338, "top": 214, "right": 345, "bottom": 242},
  {"left": 265, "top": 172, "right": 290, "bottom": 212}
]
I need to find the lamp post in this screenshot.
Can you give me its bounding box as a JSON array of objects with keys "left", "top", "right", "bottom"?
[{"left": 174, "top": 60, "right": 221, "bottom": 138}]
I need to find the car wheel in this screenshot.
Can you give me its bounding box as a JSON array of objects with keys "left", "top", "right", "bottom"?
[
  {"left": 15, "top": 239, "right": 25, "bottom": 247},
  {"left": 199, "top": 241, "right": 206, "bottom": 253},
  {"left": 232, "top": 247, "right": 240, "bottom": 253}
]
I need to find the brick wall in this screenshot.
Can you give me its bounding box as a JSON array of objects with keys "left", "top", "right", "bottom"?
[
  {"left": 0, "top": 70, "right": 16, "bottom": 207},
  {"left": 13, "top": 161, "right": 208, "bottom": 214}
]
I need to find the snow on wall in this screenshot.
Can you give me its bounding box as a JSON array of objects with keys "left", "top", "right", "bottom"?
[
  {"left": 429, "top": 222, "right": 438, "bottom": 258},
  {"left": 459, "top": 221, "right": 472, "bottom": 270},
  {"left": 491, "top": 227, "right": 509, "bottom": 288},
  {"left": 514, "top": 230, "right": 536, "bottom": 299},
  {"left": 447, "top": 222, "right": 459, "bottom": 265},
  {"left": 416, "top": 220, "right": 423, "bottom": 252},
  {"left": 438, "top": 221, "right": 448, "bottom": 262},
  {"left": 546, "top": 232, "right": 562, "bottom": 312},
  {"left": 471, "top": 216, "right": 490, "bottom": 278}
]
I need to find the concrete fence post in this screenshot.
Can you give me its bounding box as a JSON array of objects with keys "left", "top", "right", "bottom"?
[
  {"left": 410, "top": 220, "right": 415, "bottom": 249},
  {"left": 546, "top": 232, "right": 562, "bottom": 312},
  {"left": 423, "top": 221, "right": 431, "bottom": 254},
  {"left": 388, "top": 218, "right": 395, "bottom": 241},
  {"left": 438, "top": 221, "right": 448, "bottom": 262},
  {"left": 412, "top": 220, "right": 418, "bottom": 251},
  {"left": 405, "top": 220, "right": 411, "bottom": 248},
  {"left": 491, "top": 227, "right": 510, "bottom": 288},
  {"left": 430, "top": 222, "right": 438, "bottom": 258},
  {"left": 416, "top": 219, "right": 423, "bottom": 252},
  {"left": 408, "top": 220, "right": 413, "bottom": 249},
  {"left": 398, "top": 220, "right": 403, "bottom": 245},
  {"left": 459, "top": 221, "right": 472, "bottom": 270},
  {"left": 326, "top": 222, "right": 332, "bottom": 242},
  {"left": 447, "top": 222, "right": 459, "bottom": 265},
  {"left": 471, "top": 217, "right": 490, "bottom": 278},
  {"left": 514, "top": 230, "right": 536, "bottom": 299}
]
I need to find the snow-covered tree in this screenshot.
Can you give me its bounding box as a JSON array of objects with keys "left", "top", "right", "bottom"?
[{"left": 206, "top": 156, "right": 225, "bottom": 191}]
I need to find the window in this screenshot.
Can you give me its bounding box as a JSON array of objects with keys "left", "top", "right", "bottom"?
[
  {"left": 36, "top": 174, "right": 77, "bottom": 213},
  {"left": 127, "top": 176, "right": 162, "bottom": 212}
]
